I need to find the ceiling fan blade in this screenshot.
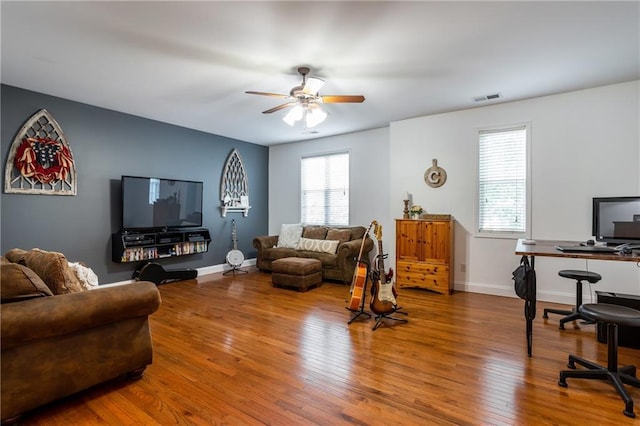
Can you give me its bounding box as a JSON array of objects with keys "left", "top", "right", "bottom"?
[
  {"left": 245, "top": 91, "right": 289, "bottom": 98},
  {"left": 320, "top": 95, "right": 365, "bottom": 103},
  {"left": 262, "top": 102, "right": 295, "bottom": 114}
]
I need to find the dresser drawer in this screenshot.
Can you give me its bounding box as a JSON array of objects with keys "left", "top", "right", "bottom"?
[{"left": 396, "top": 261, "right": 451, "bottom": 294}]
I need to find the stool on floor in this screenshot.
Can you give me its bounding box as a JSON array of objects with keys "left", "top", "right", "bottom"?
[
  {"left": 271, "top": 257, "right": 322, "bottom": 292},
  {"left": 543, "top": 269, "right": 601, "bottom": 329},
  {"left": 558, "top": 303, "right": 640, "bottom": 418}
]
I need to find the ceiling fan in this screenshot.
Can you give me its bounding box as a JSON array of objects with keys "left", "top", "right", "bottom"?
[{"left": 245, "top": 67, "right": 365, "bottom": 128}]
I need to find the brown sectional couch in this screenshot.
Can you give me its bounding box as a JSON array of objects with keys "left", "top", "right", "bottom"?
[
  {"left": 1, "top": 249, "right": 161, "bottom": 425},
  {"left": 253, "top": 225, "right": 374, "bottom": 283}
]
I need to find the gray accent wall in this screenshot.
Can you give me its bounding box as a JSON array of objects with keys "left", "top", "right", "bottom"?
[{"left": 1, "top": 85, "right": 268, "bottom": 283}]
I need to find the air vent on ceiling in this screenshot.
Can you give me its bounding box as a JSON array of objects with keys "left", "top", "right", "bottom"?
[{"left": 474, "top": 92, "right": 502, "bottom": 102}]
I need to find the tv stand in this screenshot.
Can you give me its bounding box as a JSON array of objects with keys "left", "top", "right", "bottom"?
[{"left": 112, "top": 228, "right": 211, "bottom": 263}]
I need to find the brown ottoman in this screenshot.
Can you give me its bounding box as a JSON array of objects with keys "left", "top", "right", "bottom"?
[{"left": 272, "top": 257, "right": 322, "bottom": 291}]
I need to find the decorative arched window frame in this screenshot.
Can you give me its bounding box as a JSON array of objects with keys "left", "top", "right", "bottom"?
[
  {"left": 4, "top": 109, "right": 77, "bottom": 195},
  {"left": 220, "top": 149, "right": 250, "bottom": 217}
]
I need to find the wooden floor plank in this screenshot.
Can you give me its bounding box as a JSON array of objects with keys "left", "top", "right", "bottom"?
[{"left": 17, "top": 268, "right": 639, "bottom": 425}]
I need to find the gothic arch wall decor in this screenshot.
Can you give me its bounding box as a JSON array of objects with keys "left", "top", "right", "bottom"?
[
  {"left": 5, "top": 109, "right": 77, "bottom": 195},
  {"left": 220, "top": 148, "right": 251, "bottom": 217}
]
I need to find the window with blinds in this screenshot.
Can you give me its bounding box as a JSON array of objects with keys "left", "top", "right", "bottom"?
[
  {"left": 148, "top": 178, "right": 160, "bottom": 204},
  {"left": 301, "top": 152, "right": 349, "bottom": 226},
  {"left": 478, "top": 125, "right": 529, "bottom": 235}
]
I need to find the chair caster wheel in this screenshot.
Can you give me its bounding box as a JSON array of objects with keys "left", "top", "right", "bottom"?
[{"left": 558, "top": 379, "right": 567, "bottom": 388}]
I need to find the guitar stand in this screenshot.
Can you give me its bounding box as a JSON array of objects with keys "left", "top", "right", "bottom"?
[
  {"left": 223, "top": 266, "right": 248, "bottom": 276},
  {"left": 347, "top": 308, "right": 371, "bottom": 324},
  {"left": 347, "top": 276, "right": 372, "bottom": 324},
  {"left": 367, "top": 259, "right": 409, "bottom": 330},
  {"left": 372, "top": 309, "right": 408, "bottom": 331}
]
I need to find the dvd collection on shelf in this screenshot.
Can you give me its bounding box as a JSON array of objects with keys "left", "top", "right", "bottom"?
[{"left": 120, "top": 241, "right": 208, "bottom": 263}]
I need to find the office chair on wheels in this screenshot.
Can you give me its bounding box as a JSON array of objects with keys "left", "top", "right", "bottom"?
[{"left": 543, "top": 269, "right": 601, "bottom": 329}]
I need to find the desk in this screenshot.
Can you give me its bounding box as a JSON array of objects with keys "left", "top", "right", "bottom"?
[{"left": 514, "top": 239, "right": 640, "bottom": 357}]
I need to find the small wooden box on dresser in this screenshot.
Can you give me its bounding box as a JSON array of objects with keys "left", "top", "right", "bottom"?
[{"left": 395, "top": 216, "right": 454, "bottom": 295}]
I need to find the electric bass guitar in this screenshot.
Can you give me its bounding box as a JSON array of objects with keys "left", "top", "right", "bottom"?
[
  {"left": 347, "top": 220, "right": 375, "bottom": 311},
  {"left": 370, "top": 222, "right": 397, "bottom": 315}
]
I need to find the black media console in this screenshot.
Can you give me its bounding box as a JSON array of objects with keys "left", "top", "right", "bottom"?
[
  {"left": 112, "top": 228, "right": 211, "bottom": 263},
  {"left": 112, "top": 228, "right": 211, "bottom": 284}
]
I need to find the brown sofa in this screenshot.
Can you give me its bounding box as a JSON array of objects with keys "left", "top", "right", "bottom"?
[
  {"left": 1, "top": 249, "right": 161, "bottom": 425},
  {"left": 253, "top": 225, "right": 374, "bottom": 283}
]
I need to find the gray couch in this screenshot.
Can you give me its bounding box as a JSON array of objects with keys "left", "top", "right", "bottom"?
[{"left": 253, "top": 225, "right": 374, "bottom": 283}]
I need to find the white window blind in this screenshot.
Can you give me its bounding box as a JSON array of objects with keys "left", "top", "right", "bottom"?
[
  {"left": 478, "top": 126, "right": 527, "bottom": 234},
  {"left": 301, "top": 152, "right": 349, "bottom": 226}
]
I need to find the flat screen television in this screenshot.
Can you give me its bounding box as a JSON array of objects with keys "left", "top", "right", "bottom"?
[
  {"left": 121, "top": 175, "right": 203, "bottom": 231},
  {"left": 592, "top": 196, "right": 640, "bottom": 245}
]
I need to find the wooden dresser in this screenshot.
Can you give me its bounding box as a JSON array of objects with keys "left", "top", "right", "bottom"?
[{"left": 395, "top": 217, "right": 454, "bottom": 295}]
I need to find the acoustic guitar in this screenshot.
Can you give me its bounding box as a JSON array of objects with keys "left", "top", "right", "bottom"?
[
  {"left": 347, "top": 220, "right": 375, "bottom": 311},
  {"left": 370, "top": 222, "right": 397, "bottom": 315}
]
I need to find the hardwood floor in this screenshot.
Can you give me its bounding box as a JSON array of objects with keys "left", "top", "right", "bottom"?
[{"left": 20, "top": 268, "right": 639, "bottom": 425}]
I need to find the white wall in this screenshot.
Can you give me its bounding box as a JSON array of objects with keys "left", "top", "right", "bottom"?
[
  {"left": 269, "top": 81, "right": 640, "bottom": 304},
  {"left": 269, "top": 127, "right": 392, "bottom": 260},
  {"left": 390, "top": 81, "right": 640, "bottom": 303}
]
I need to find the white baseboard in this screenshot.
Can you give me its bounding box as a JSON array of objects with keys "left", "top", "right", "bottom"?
[
  {"left": 102, "top": 258, "right": 257, "bottom": 286},
  {"left": 105, "top": 264, "right": 577, "bottom": 306},
  {"left": 200, "top": 258, "right": 257, "bottom": 276},
  {"left": 454, "top": 280, "right": 576, "bottom": 305},
  {"left": 93, "top": 280, "right": 132, "bottom": 288}
]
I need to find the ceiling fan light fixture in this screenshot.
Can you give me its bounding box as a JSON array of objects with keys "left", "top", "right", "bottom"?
[
  {"left": 283, "top": 105, "right": 304, "bottom": 126},
  {"left": 248, "top": 66, "right": 363, "bottom": 127},
  {"left": 303, "top": 77, "right": 325, "bottom": 95},
  {"left": 305, "top": 104, "right": 327, "bottom": 128}
]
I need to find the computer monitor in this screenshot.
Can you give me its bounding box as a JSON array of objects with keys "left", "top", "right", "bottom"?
[{"left": 592, "top": 196, "right": 640, "bottom": 245}]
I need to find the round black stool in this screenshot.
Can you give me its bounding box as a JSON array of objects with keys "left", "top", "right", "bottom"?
[
  {"left": 558, "top": 303, "right": 640, "bottom": 418},
  {"left": 543, "top": 269, "right": 602, "bottom": 329}
]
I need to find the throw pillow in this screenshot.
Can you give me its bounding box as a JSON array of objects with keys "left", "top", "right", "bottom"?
[
  {"left": 1, "top": 257, "right": 53, "bottom": 303},
  {"left": 4, "top": 248, "right": 28, "bottom": 264},
  {"left": 277, "top": 223, "right": 303, "bottom": 249},
  {"left": 302, "top": 226, "right": 328, "bottom": 240},
  {"left": 68, "top": 262, "right": 100, "bottom": 290},
  {"left": 23, "top": 248, "right": 85, "bottom": 294},
  {"left": 297, "top": 238, "right": 340, "bottom": 254},
  {"left": 326, "top": 228, "right": 352, "bottom": 243}
]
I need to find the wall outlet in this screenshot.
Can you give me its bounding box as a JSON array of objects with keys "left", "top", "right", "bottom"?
[{"left": 460, "top": 263, "right": 466, "bottom": 273}]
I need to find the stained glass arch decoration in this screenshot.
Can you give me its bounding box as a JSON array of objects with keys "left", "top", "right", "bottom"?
[
  {"left": 220, "top": 149, "right": 250, "bottom": 217},
  {"left": 4, "top": 109, "right": 77, "bottom": 195}
]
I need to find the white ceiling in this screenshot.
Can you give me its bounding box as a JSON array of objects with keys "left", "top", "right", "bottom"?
[{"left": 2, "top": 1, "right": 638, "bottom": 146}]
